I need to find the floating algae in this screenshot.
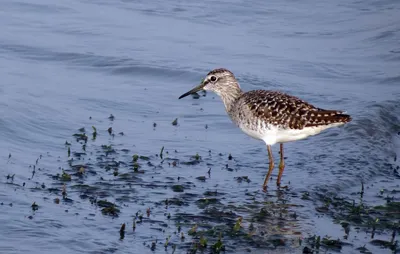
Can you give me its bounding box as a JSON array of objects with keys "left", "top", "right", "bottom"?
[{"left": 18, "top": 115, "right": 398, "bottom": 254}]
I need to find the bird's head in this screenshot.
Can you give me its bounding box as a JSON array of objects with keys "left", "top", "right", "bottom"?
[{"left": 179, "top": 68, "right": 239, "bottom": 99}]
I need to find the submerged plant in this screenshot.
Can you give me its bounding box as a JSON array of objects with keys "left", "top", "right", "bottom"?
[{"left": 92, "top": 126, "right": 97, "bottom": 140}]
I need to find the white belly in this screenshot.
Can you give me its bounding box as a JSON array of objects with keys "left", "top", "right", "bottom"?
[{"left": 238, "top": 122, "right": 345, "bottom": 146}]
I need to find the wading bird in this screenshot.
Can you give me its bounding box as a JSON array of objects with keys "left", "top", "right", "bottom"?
[{"left": 179, "top": 68, "right": 351, "bottom": 189}]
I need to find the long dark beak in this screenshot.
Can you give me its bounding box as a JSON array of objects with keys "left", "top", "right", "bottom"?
[{"left": 178, "top": 82, "right": 205, "bottom": 99}]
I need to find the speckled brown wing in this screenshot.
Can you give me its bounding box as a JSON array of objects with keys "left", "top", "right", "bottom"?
[
  {"left": 304, "top": 110, "right": 352, "bottom": 127},
  {"left": 242, "top": 90, "right": 351, "bottom": 129}
]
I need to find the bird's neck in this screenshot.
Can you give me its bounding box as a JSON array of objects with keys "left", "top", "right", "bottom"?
[{"left": 216, "top": 83, "right": 243, "bottom": 112}]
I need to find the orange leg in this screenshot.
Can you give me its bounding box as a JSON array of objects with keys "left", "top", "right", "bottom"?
[
  {"left": 277, "top": 143, "right": 285, "bottom": 186},
  {"left": 262, "top": 145, "right": 275, "bottom": 190}
]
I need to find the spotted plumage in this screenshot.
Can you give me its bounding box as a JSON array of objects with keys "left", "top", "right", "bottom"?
[
  {"left": 233, "top": 90, "right": 350, "bottom": 130},
  {"left": 179, "top": 68, "right": 352, "bottom": 189}
]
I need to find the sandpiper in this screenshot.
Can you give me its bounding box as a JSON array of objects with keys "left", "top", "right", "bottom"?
[{"left": 179, "top": 68, "right": 352, "bottom": 189}]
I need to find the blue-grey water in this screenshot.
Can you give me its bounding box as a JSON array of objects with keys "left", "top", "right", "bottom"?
[{"left": 1, "top": 0, "right": 399, "bottom": 253}]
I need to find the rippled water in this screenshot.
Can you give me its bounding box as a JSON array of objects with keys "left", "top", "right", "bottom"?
[{"left": 1, "top": 0, "right": 399, "bottom": 253}]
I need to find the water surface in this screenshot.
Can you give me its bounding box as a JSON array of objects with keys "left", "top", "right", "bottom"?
[{"left": 0, "top": 0, "right": 399, "bottom": 253}]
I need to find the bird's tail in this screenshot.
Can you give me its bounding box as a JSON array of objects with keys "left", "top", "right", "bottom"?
[{"left": 304, "top": 110, "right": 352, "bottom": 127}]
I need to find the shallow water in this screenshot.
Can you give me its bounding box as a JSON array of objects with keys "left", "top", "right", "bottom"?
[{"left": 1, "top": 0, "right": 399, "bottom": 253}]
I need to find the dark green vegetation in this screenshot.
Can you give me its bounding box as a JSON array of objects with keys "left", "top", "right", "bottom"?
[
  {"left": 304, "top": 185, "right": 399, "bottom": 253},
  {"left": 4, "top": 116, "right": 398, "bottom": 253}
]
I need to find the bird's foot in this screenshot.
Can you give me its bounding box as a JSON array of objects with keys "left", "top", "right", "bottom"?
[
  {"left": 262, "top": 185, "right": 268, "bottom": 192},
  {"left": 276, "top": 181, "right": 289, "bottom": 190}
]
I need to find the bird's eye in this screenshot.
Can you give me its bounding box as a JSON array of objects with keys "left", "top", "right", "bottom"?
[{"left": 210, "top": 76, "right": 217, "bottom": 82}]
